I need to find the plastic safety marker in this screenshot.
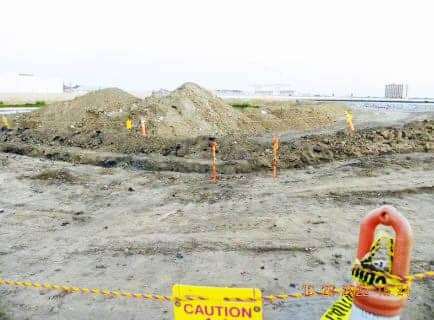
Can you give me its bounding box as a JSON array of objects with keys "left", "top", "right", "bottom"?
[
  {"left": 1, "top": 116, "right": 9, "bottom": 129},
  {"left": 173, "top": 285, "right": 262, "bottom": 320},
  {"left": 126, "top": 117, "right": 133, "bottom": 130},
  {"left": 345, "top": 111, "right": 355, "bottom": 133},
  {"left": 271, "top": 135, "right": 279, "bottom": 178},
  {"left": 140, "top": 117, "right": 147, "bottom": 137},
  {"left": 210, "top": 141, "right": 219, "bottom": 182}
]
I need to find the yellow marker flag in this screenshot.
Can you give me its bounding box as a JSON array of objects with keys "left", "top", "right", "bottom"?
[
  {"left": 126, "top": 118, "right": 133, "bottom": 130},
  {"left": 345, "top": 111, "right": 355, "bottom": 132},
  {"left": 1, "top": 116, "right": 9, "bottom": 129}
]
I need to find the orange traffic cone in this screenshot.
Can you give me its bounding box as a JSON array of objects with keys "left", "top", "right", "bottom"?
[{"left": 352, "top": 205, "right": 413, "bottom": 318}]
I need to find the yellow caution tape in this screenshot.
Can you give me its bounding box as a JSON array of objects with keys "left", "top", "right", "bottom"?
[
  {"left": 321, "top": 234, "right": 419, "bottom": 319},
  {"left": 1, "top": 272, "right": 432, "bottom": 305},
  {"left": 351, "top": 235, "right": 411, "bottom": 298},
  {"left": 0, "top": 278, "right": 172, "bottom": 301},
  {"left": 321, "top": 295, "right": 353, "bottom": 320},
  {"left": 0, "top": 277, "right": 334, "bottom": 303}
]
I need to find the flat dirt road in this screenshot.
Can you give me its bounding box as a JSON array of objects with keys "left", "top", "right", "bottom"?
[{"left": 0, "top": 151, "right": 433, "bottom": 319}]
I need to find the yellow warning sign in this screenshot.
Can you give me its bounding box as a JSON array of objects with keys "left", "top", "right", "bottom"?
[{"left": 173, "top": 285, "right": 262, "bottom": 320}]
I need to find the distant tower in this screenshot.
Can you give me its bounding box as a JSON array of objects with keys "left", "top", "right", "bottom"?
[{"left": 385, "top": 83, "right": 407, "bottom": 99}]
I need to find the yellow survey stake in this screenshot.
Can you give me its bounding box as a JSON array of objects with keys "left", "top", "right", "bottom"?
[{"left": 173, "top": 284, "right": 262, "bottom": 320}]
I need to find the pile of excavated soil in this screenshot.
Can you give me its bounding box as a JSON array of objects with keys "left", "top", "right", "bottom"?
[
  {"left": 11, "top": 83, "right": 258, "bottom": 149},
  {"left": 6, "top": 83, "right": 346, "bottom": 155},
  {"left": 152, "top": 119, "right": 434, "bottom": 169},
  {"left": 139, "top": 83, "right": 257, "bottom": 137},
  {"left": 236, "top": 100, "right": 344, "bottom": 132}
]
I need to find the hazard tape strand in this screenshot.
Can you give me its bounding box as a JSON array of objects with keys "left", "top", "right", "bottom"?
[
  {"left": 0, "top": 278, "right": 172, "bottom": 302},
  {"left": 1, "top": 272, "right": 432, "bottom": 304}
]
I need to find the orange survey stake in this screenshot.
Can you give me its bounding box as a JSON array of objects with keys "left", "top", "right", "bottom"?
[
  {"left": 210, "top": 141, "right": 218, "bottom": 182},
  {"left": 354, "top": 205, "right": 413, "bottom": 317},
  {"left": 140, "top": 117, "right": 147, "bottom": 137},
  {"left": 272, "top": 136, "right": 279, "bottom": 178}
]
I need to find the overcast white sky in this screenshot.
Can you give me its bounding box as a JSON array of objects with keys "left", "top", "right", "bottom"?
[{"left": 1, "top": 0, "right": 433, "bottom": 96}]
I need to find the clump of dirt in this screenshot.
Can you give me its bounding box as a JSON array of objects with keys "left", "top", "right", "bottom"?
[
  {"left": 0, "top": 156, "right": 8, "bottom": 167},
  {"left": 30, "top": 168, "right": 78, "bottom": 184}
]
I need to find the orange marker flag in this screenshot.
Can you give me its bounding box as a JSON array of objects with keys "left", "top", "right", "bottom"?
[
  {"left": 272, "top": 135, "right": 279, "bottom": 178},
  {"left": 210, "top": 141, "right": 219, "bottom": 182},
  {"left": 140, "top": 117, "right": 147, "bottom": 137}
]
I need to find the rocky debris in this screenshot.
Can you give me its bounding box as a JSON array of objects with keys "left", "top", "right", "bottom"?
[{"left": 30, "top": 168, "right": 78, "bottom": 184}]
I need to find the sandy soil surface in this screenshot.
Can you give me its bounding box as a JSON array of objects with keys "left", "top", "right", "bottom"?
[
  {"left": 0, "top": 150, "right": 433, "bottom": 320},
  {"left": 0, "top": 88, "right": 433, "bottom": 319}
]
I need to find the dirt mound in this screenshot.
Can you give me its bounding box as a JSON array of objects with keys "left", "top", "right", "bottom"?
[
  {"left": 13, "top": 88, "right": 145, "bottom": 149},
  {"left": 8, "top": 83, "right": 347, "bottom": 155},
  {"left": 140, "top": 82, "right": 256, "bottom": 138},
  {"left": 141, "top": 84, "right": 344, "bottom": 138},
  {"left": 238, "top": 101, "right": 343, "bottom": 131},
  {"left": 17, "top": 87, "right": 141, "bottom": 133},
  {"left": 13, "top": 83, "right": 257, "bottom": 147}
]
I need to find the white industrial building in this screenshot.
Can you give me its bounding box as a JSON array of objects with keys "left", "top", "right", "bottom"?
[
  {"left": 0, "top": 73, "right": 64, "bottom": 93},
  {"left": 252, "top": 84, "right": 294, "bottom": 96},
  {"left": 384, "top": 83, "right": 408, "bottom": 99}
]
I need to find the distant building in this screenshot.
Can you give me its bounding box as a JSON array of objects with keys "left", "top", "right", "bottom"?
[
  {"left": 385, "top": 83, "right": 408, "bottom": 99},
  {"left": 253, "top": 84, "right": 294, "bottom": 96},
  {"left": 216, "top": 89, "right": 245, "bottom": 97},
  {"left": 63, "top": 82, "right": 102, "bottom": 94},
  {"left": 0, "top": 73, "right": 63, "bottom": 93},
  {"left": 63, "top": 84, "right": 80, "bottom": 93},
  {"left": 151, "top": 88, "right": 170, "bottom": 97},
  {"left": 254, "top": 89, "right": 274, "bottom": 96}
]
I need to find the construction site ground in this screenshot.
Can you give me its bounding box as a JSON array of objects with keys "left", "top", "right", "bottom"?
[
  {"left": 0, "top": 90, "right": 433, "bottom": 319},
  {"left": 0, "top": 149, "right": 433, "bottom": 319}
]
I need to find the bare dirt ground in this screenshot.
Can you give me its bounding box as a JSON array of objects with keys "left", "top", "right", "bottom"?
[
  {"left": 0, "top": 89, "right": 433, "bottom": 319},
  {"left": 0, "top": 150, "right": 433, "bottom": 320}
]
